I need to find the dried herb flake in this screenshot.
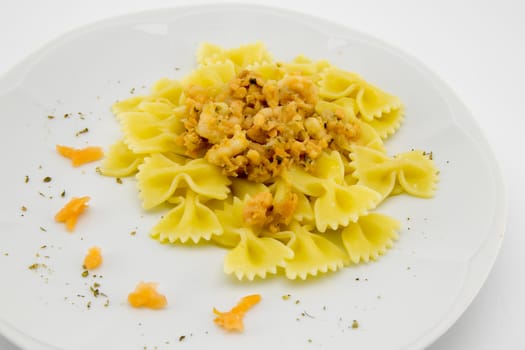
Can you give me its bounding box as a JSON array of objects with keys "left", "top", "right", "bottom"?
[{"left": 75, "top": 128, "right": 89, "bottom": 137}]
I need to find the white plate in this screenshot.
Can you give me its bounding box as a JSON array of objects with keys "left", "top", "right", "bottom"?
[{"left": 0, "top": 4, "right": 505, "bottom": 350}]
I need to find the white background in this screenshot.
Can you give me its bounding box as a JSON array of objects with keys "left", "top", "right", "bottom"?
[{"left": 0, "top": 0, "right": 523, "bottom": 349}]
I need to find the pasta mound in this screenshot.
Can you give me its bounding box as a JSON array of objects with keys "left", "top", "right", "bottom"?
[
  {"left": 181, "top": 70, "right": 360, "bottom": 182},
  {"left": 100, "top": 42, "right": 439, "bottom": 281}
]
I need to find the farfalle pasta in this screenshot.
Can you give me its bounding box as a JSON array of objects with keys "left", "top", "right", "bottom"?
[{"left": 100, "top": 42, "right": 439, "bottom": 280}]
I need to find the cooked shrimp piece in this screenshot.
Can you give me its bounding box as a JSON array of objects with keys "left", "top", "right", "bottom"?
[
  {"left": 83, "top": 246, "right": 102, "bottom": 270},
  {"left": 54, "top": 196, "right": 90, "bottom": 232},
  {"left": 213, "top": 294, "right": 261, "bottom": 331},
  {"left": 205, "top": 126, "right": 249, "bottom": 166},
  {"left": 127, "top": 282, "right": 167, "bottom": 309},
  {"left": 56, "top": 145, "right": 104, "bottom": 167}
]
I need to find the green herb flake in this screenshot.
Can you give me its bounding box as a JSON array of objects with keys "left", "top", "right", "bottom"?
[
  {"left": 351, "top": 320, "right": 359, "bottom": 329},
  {"left": 39, "top": 226, "right": 47, "bottom": 232},
  {"left": 47, "top": 115, "right": 55, "bottom": 119},
  {"left": 116, "top": 177, "right": 123, "bottom": 184},
  {"left": 28, "top": 263, "right": 40, "bottom": 270},
  {"left": 75, "top": 128, "right": 89, "bottom": 137},
  {"left": 43, "top": 176, "right": 52, "bottom": 183},
  {"left": 81, "top": 270, "right": 89, "bottom": 278}
]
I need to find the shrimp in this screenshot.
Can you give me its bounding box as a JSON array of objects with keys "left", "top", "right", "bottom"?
[{"left": 205, "top": 125, "right": 249, "bottom": 166}]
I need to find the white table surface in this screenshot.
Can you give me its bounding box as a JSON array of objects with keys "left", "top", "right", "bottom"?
[{"left": 1, "top": 0, "right": 523, "bottom": 349}]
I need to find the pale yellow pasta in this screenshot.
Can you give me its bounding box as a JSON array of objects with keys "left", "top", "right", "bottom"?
[
  {"left": 282, "top": 222, "right": 349, "bottom": 280},
  {"left": 150, "top": 78, "right": 185, "bottom": 106},
  {"left": 279, "top": 55, "right": 331, "bottom": 83},
  {"left": 341, "top": 213, "right": 400, "bottom": 264},
  {"left": 119, "top": 112, "right": 184, "bottom": 154},
  {"left": 183, "top": 60, "right": 236, "bottom": 96},
  {"left": 224, "top": 228, "right": 294, "bottom": 280},
  {"left": 137, "top": 154, "right": 231, "bottom": 210},
  {"left": 198, "top": 41, "right": 272, "bottom": 71},
  {"left": 319, "top": 68, "right": 402, "bottom": 119},
  {"left": 245, "top": 62, "right": 284, "bottom": 81},
  {"left": 349, "top": 145, "right": 439, "bottom": 200},
  {"left": 100, "top": 139, "right": 144, "bottom": 177},
  {"left": 102, "top": 42, "right": 439, "bottom": 281},
  {"left": 150, "top": 191, "right": 222, "bottom": 244},
  {"left": 286, "top": 151, "right": 382, "bottom": 232}
]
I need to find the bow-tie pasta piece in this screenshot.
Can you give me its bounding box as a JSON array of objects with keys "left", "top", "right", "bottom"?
[
  {"left": 197, "top": 42, "right": 272, "bottom": 72},
  {"left": 150, "top": 78, "right": 185, "bottom": 106},
  {"left": 137, "top": 154, "right": 231, "bottom": 210},
  {"left": 319, "top": 68, "right": 402, "bottom": 120},
  {"left": 112, "top": 79, "right": 184, "bottom": 116},
  {"left": 100, "top": 139, "right": 144, "bottom": 177},
  {"left": 310, "top": 150, "right": 346, "bottom": 182},
  {"left": 319, "top": 68, "right": 362, "bottom": 100},
  {"left": 245, "top": 61, "right": 284, "bottom": 81},
  {"left": 112, "top": 96, "right": 145, "bottom": 115},
  {"left": 279, "top": 55, "right": 331, "bottom": 83},
  {"left": 341, "top": 213, "right": 400, "bottom": 264},
  {"left": 395, "top": 151, "right": 439, "bottom": 198},
  {"left": 197, "top": 42, "right": 224, "bottom": 65},
  {"left": 354, "top": 120, "right": 386, "bottom": 152},
  {"left": 231, "top": 178, "right": 269, "bottom": 200},
  {"left": 293, "top": 192, "right": 314, "bottom": 223},
  {"left": 349, "top": 145, "right": 398, "bottom": 199},
  {"left": 283, "top": 223, "right": 349, "bottom": 280},
  {"left": 315, "top": 98, "right": 357, "bottom": 121},
  {"left": 285, "top": 166, "right": 326, "bottom": 197},
  {"left": 213, "top": 196, "right": 245, "bottom": 248},
  {"left": 314, "top": 183, "right": 381, "bottom": 232},
  {"left": 150, "top": 192, "right": 222, "bottom": 244},
  {"left": 119, "top": 112, "right": 185, "bottom": 154},
  {"left": 224, "top": 229, "right": 294, "bottom": 280},
  {"left": 183, "top": 61, "right": 237, "bottom": 97},
  {"left": 363, "top": 105, "right": 404, "bottom": 139}
]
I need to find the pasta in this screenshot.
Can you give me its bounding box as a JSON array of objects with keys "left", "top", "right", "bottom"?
[{"left": 101, "top": 42, "right": 439, "bottom": 280}]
